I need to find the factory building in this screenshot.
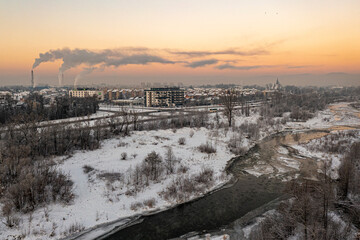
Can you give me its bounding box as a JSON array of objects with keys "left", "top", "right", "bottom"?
[{"left": 144, "top": 87, "right": 184, "bottom": 107}]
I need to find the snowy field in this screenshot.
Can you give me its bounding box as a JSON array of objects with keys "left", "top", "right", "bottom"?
[
  {"left": 287, "top": 102, "right": 360, "bottom": 130},
  {"left": 292, "top": 129, "right": 360, "bottom": 179},
  {"left": 1, "top": 127, "right": 238, "bottom": 240},
  {"left": 1, "top": 102, "right": 360, "bottom": 240}
]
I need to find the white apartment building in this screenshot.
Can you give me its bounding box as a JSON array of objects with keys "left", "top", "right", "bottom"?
[{"left": 69, "top": 89, "right": 104, "bottom": 100}]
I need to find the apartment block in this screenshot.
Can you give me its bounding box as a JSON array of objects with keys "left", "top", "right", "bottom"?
[{"left": 144, "top": 87, "right": 184, "bottom": 107}]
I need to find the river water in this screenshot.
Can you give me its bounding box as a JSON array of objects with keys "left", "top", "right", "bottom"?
[{"left": 100, "top": 130, "right": 337, "bottom": 240}]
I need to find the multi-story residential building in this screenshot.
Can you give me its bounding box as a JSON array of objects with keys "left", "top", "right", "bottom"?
[
  {"left": 144, "top": 87, "right": 184, "bottom": 107},
  {"left": 69, "top": 89, "right": 104, "bottom": 100}
]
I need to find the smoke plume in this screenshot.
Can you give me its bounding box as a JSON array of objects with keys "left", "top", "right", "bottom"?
[
  {"left": 74, "top": 67, "right": 97, "bottom": 88},
  {"left": 32, "top": 48, "right": 174, "bottom": 86},
  {"left": 31, "top": 45, "right": 277, "bottom": 86}
]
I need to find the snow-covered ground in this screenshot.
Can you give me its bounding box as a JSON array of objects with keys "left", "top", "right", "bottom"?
[
  {"left": 287, "top": 102, "right": 360, "bottom": 130},
  {"left": 1, "top": 102, "right": 360, "bottom": 240},
  {"left": 39, "top": 111, "right": 115, "bottom": 125},
  {"left": 232, "top": 102, "right": 360, "bottom": 180},
  {"left": 1, "top": 127, "right": 240, "bottom": 240},
  {"left": 292, "top": 129, "right": 360, "bottom": 179},
  {"left": 99, "top": 104, "right": 158, "bottom": 112}
]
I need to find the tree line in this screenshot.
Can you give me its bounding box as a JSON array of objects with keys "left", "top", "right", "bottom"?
[
  {"left": 252, "top": 141, "right": 360, "bottom": 239},
  {"left": 0, "top": 93, "right": 98, "bottom": 125}
]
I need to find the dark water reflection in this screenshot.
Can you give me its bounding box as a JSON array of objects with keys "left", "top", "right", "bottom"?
[
  {"left": 103, "top": 175, "right": 282, "bottom": 240},
  {"left": 103, "top": 131, "right": 341, "bottom": 239}
]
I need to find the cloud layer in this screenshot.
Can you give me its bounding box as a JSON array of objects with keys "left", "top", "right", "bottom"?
[
  {"left": 185, "top": 59, "right": 218, "bottom": 68},
  {"left": 215, "top": 64, "right": 270, "bottom": 70},
  {"left": 31, "top": 44, "right": 280, "bottom": 86},
  {"left": 169, "top": 48, "right": 269, "bottom": 57}
]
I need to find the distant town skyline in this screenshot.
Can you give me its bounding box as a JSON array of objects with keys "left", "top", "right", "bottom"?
[{"left": 1, "top": 0, "right": 359, "bottom": 86}]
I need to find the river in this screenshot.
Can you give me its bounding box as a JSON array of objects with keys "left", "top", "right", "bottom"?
[{"left": 97, "top": 129, "right": 340, "bottom": 240}]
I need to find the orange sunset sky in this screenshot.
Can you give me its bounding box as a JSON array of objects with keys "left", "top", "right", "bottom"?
[{"left": 0, "top": 0, "right": 359, "bottom": 86}]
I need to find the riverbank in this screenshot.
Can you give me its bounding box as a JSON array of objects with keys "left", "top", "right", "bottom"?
[{"left": 1, "top": 102, "right": 360, "bottom": 240}]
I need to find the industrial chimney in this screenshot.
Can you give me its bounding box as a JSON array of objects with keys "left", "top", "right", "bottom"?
[{"left": 31, "top": 70, "right": 34, "bottom": 88}]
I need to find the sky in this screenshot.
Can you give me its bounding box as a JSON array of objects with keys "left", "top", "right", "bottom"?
[{"left": 0, "top": 0, "right": 359, "bottom": 87}]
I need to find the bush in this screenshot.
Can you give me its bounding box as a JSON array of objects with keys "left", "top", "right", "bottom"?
[
  {"left": 97, "top": 171, "right": 122, "bottom": 183},
  {"left": 83, "top": 165, "right": 95, "bottom": 174},
  {"left": 189, "top": 130, "right": 195, "bottom": 138},
  {"left": 177, "top": 164, "right": 189, "bottom": 174},
  {"left": 198, "top": 142, "right": 216, "bottom": 154},
  {"left": 160, "top": 168, "right": 215, "bottom": 202},
  {"left": 2, "top": 202, "right": 20, "bottom": 228},
  {"left": 164, "top": 147, "right": 177, "bottom": 174},
  {"left": 3, "top": 162, "right": 74, "bottom": 213},
  {"left": 121, "top": 152, "right": 127, "bottom": 160},
  {"left": 178, "top": 137, "right": 186, "bottom": 145},
  {"left": 117, "top": 141, "right": 128, "bottom": 147},
  {"left": 292, "top": 133, "right": 301, "bottom": 142},
  {"left": 239, "top": 122, "right": 260, "bottom": 140},
  {"left": 228, "top": 135, "right": 248, "bottom": 155},
  {"left": 143, "top": 198, "right": 156, "bottom": 208},
  {"left": 65, "top": 222, "right": 85, "bottom": 235},
  {"left": 194, "top": 168, "right": 214, "bottom": 185},
  {"left": 130, "top": 202, "right": 143, "bottom": 211},
  {"left": 144, "top": 151, "right": 163, "bottom": 181}
]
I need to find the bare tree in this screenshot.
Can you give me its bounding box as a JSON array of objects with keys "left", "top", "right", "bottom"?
[
  {"left": 121, "top": 152, "right": 127, "bottom": 160},
  {"left": 339, "top": 142, "right": 360, "bottom": 201},
  {"left": 221, "top": 89, "right": 237, "bottom": 127},
  {"left": 164, "top": 147, "right": 177, "bottom": 174},
  {"left": 178, "top": 137, "right": 186, "bottom": 145},
  {"left": 144, "top": 151, "right": 163, "bottom": 181},
  {"left": 130, "top": 110, "right": 139, "bottom": 131}
]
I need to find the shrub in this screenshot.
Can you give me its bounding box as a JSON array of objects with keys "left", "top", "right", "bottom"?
[
  {"left": 239, "top": 122, "right": 260, "bottom": 140},
  {"left": 228, "top": 135, "right": 248, "bottom": 155},
  {"left": 97, "top": 171, "right": 122, "bottom": 183},
  {"left": 195, "top": 168, "right": 214, "bottom": 186},
  {"left": 83, "top": 165, "right": 95, "bottom": 174},
  {"left": 292, "top": 133, "right": 301, "bottom": 142},
  {"left": 3, "top": 162, "right": 74, "bottom": 213},
  {"left": 2, "top": 201, "right": 19, "bottom": 228},
  {"left": 117, "top": 141, "right": 128, "bottom": 147},
  {"left": 198, "top": 142, "right": 216, "bottom": 154},
  {"left": 160, "top": 168, "right": 215, "bottom": 202},
  {"left": 125, "top": 189, "right": 136, "bottom": 197},
  {"left": 178, "top": 137, "right": 186, "bottom": 145},
  {"left": 65, "top": 222, "right": 85, "bottom": 235},
  {"left": 130, "top": 202, "right": 143, "bottom": 211},
  {"left": 177, "top": 164, "right": 189, "bottom": 174},
  {"left": 144, "top": 151, "right": 163, "bottom": 181},
  {"left": 121, "top": 152, "right": 127, "bottom": 160},
  {"left": 189, "top": 130, "right": 195, "bottom": 138},
  {"left": 143, "top": 198, "right": 156, "bottom": 208},
  {"left": 164, "top": 147, "right": 177, "bottom": 174},
  {"left": 229, "top": 146, "right": 247, "bottom": 155}
]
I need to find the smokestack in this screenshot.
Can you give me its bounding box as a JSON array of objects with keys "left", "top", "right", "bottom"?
[
  {"left": 58, "top": 72, "right": 63, "bottom": 87},
  {"left": 31, "top": 70, "right": 34, "bottom": 88}
]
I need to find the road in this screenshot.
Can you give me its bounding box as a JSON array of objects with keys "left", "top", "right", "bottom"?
[{"left": 0, "top": 101, "right": 263, "bottom": 135}]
